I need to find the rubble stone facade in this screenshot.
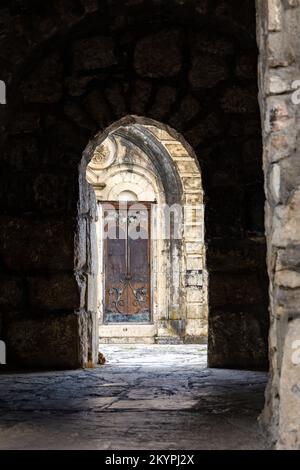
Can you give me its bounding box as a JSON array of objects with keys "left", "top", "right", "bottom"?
[{"left": 256, "top": 0, "right": 300, "bottom": 450}]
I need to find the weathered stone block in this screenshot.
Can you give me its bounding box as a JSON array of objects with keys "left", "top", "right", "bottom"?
[
  {"left": 73, "top": 37, "right": 116, "bottom": 70},
  {"left": 182, "top": 177, "right": 202, "bottom": 190},
  {"left": 184, "top": 193, "right": 204, "bottom": 205},
  {"left": 189, "top": 31, "right": 234, "bottom": 56},
  {"left": 272, "top": 188, "right": 300, "bottom": 246},
  {"left": 66, "top": 74, "right": 97, "bottom": 97},
  {"left": 75, "top": 217, "right": 87, "bottom": 270},
  {"left": 134, "top": 31, "right": 182, "bottom": 78},
  {"left": 277, "top": 318, "right": 300, "bottom": 449},
  {"left": 186, "top": 257, "right": 203, "bottom": 271},
  {"left": 33, "top": 173, "right": 77, "bottom": 212},
  {"left": 268, "top": 0, "right": 282, "bottom": 31},
  {"left": 0, "top": 276, "right": 23, "bottom": 310},
  {"left": 86, "top": 273, "right": 98, "bottom": 312},
  {"left": 275, "top": 270, "right": 300, "bottom": 289},
  {"left": 164, "top": 142, "right": 189, "bottom": 157},
  {"left": 43, "top": 118, "right": 87, "bottom": 169},
  {"left": 106, "top": 82, "right": 127, "bottom": 118},
  {"left": 87, "top": 218, "right": 98, "bottom": 276},
  {"left": 64, "top": 101, "right": 97, "bottom": 131},
  {"left": 185, "top": 270, "right": 203, "bottom": 287},
  {"left": 0, "top": 172, "right": 35, "bottom": 212},
  {"left": 83, "top": 88, "right": 113, "bottom": 128},
  {"left": 265, "top": 97, "right": 294, "bottom": 133},
  {"left": 267, "top": 32, "right": 295, "bottom": 68},
  {"left": 3, "top": 136, "right": 40, "bottom": 170},
  {"left": 184, "top": 224, "right": 203, "bottom": 241},
  {"left": 168, "top": 319, "right": 186, "bottom": 338},
  {"left": 187, "top": 287, "right": 202, "bottom": 303},
  {"left": 21, "top": 53, "right": 63, "bottom": 104},
  {"left": 268, "top": 163, "right": 281, "bottom": 203},
  {"left": 269, "top": 74, "right": 291, "bottom": 94},
  {"left": 278, "top": 154, "right": 300, "bottom": 203},
  {"left": 209, "top": 272, "right": 265, "bottom": 306},
  {"left": 186, "top": 303, "right": 204, "bottom": 319},
  {"left": 149, "top": 86, "right": 177, "bottom": 120},
  {"left": 268, "top": 128, "right": 297, "bottom": 162},
  {"left": 208, "top": 240, "right": 267, "bottom": 272},
  {"left": 186, "top": 242, "right": 203, "bottom": 255},
  {"left": 168, "top": 94, "right": 200, "bottom": 131},
  {"left": 276, "top": 245, "right": 300, "bottom": 272},
  {"left": 275, "top": 286, "right": 300, "bottom": 315},
  {"left": 221, "top": 86, "right": 258, "bottom": 114},
  {"left": 27, "top": 274, "right": 79, "bottom": 311},
  {"left": 8, "top": 111, "right": 40, "bottom": 134},
  {"left": 130, "top": 80, "right": 152, "bottom": 115},
  {"left": 189, "top": 55, "right": 229, "bottom": 88},
  {"left": 208, "top": 309, "right": 268, "bottom": 369},
  {"left": 6, "top": 313, "right": 80, "bottom": 368},
  {"left": 0, "top": 217, "right": 74, "bottom": 272},
  {"left": 185, "top": 319, "right": 206, "bottom": 337},
  {"left": 185, "top": 113, "right": 221, "bottom": 148}
]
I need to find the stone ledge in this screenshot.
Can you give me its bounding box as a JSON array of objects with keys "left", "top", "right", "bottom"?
[
  {"left": 184, "top": 334, "right": 208, "bottom": 345},
  {"left": 99, "top": 323, "right": 156, "bottom": 340},
  {"left": 155, "top": 336, "right": 182, "bottom": 345},
  {"left": 100, "top": 336, "right": 155, "bottom": 344}
]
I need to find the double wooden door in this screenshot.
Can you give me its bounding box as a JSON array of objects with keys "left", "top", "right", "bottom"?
[{"left": 103, "top": 202, "right": 151, "bottom": 323}]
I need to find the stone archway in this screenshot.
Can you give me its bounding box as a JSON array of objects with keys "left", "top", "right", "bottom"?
[
  {"left": 1, "top": 0, "right": 268, "bottom": 376},
  {"left": 0, "top": 0, "right": 299, "bottom": 449},
  {"left": 83, "top": 116, "right": 208, "bottom": 346}
]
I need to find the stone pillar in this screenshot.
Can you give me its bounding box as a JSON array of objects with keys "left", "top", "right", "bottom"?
[
  {"left": 76, "top": 150, "right": 100, "bottom": 367},
  {"left": 257, "top": 0, "right": 300, "bottom": 448},
  {"left": 156, "top": 134, "right": 208, "bottom": 344}
]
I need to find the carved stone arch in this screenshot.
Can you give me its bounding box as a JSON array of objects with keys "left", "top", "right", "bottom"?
[
  {"left": 114, "top": 126, "right": 184, "bottom": 206},
  {"left": 80, "top": 116, "right": 207, "bottom": 350}
]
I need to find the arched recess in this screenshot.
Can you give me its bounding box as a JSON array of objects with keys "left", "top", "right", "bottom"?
[{"left": 78, "top": 116, "right": 207, "bottom": 359}]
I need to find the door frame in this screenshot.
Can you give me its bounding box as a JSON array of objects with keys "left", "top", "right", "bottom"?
[{"left": 101, "top": 200, "right": 153, "bottom": 325}]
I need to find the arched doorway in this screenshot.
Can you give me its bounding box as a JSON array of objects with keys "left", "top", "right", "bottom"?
[
  {"left": 1, "top": 0, "right": 269, "bottom": 375},
  {"left": 84, "top": 116, "right": 208, "bottom": 346}
]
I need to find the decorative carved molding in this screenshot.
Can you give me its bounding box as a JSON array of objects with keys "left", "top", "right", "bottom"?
[
  {"left": 89, "top": 138, "right": 116, "bottom": 170},
  {"left": 92, "top": 144, "right": 110, "bottom": 164}
]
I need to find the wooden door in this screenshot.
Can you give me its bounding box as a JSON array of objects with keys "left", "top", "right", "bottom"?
[{"left": 103, "top": 202, "right": 151, "bottom": 323}]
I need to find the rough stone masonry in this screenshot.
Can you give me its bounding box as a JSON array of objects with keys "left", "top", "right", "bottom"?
[
  {"left": 256, "top": 0, "right": 300, "bottom": 449},
  {"left": 0, "top": 0, "right": 299, "bottom": 450},
  {"left": 0, "top": 0, "right": 269, "bottom": 372}
]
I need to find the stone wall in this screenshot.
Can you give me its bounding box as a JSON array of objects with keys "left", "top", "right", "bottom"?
[
  {"left": 256, "top": 0, "right": 300, "bottom": 449},
  {"left": 0, "top": 1, "right": 268, "bottom": 370}
]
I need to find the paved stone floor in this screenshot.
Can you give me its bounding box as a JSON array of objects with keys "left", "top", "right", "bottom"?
[{"left": 0, "top": 345, "right": 268, "bottom": 449}]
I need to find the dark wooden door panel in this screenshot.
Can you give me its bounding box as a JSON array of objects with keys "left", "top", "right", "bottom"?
[
  {"left": 104, "top": 203, "right": 151, "bottom": 323},
  {"left": 105, "top": 232, "right": 127, "bottom": 315}
]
